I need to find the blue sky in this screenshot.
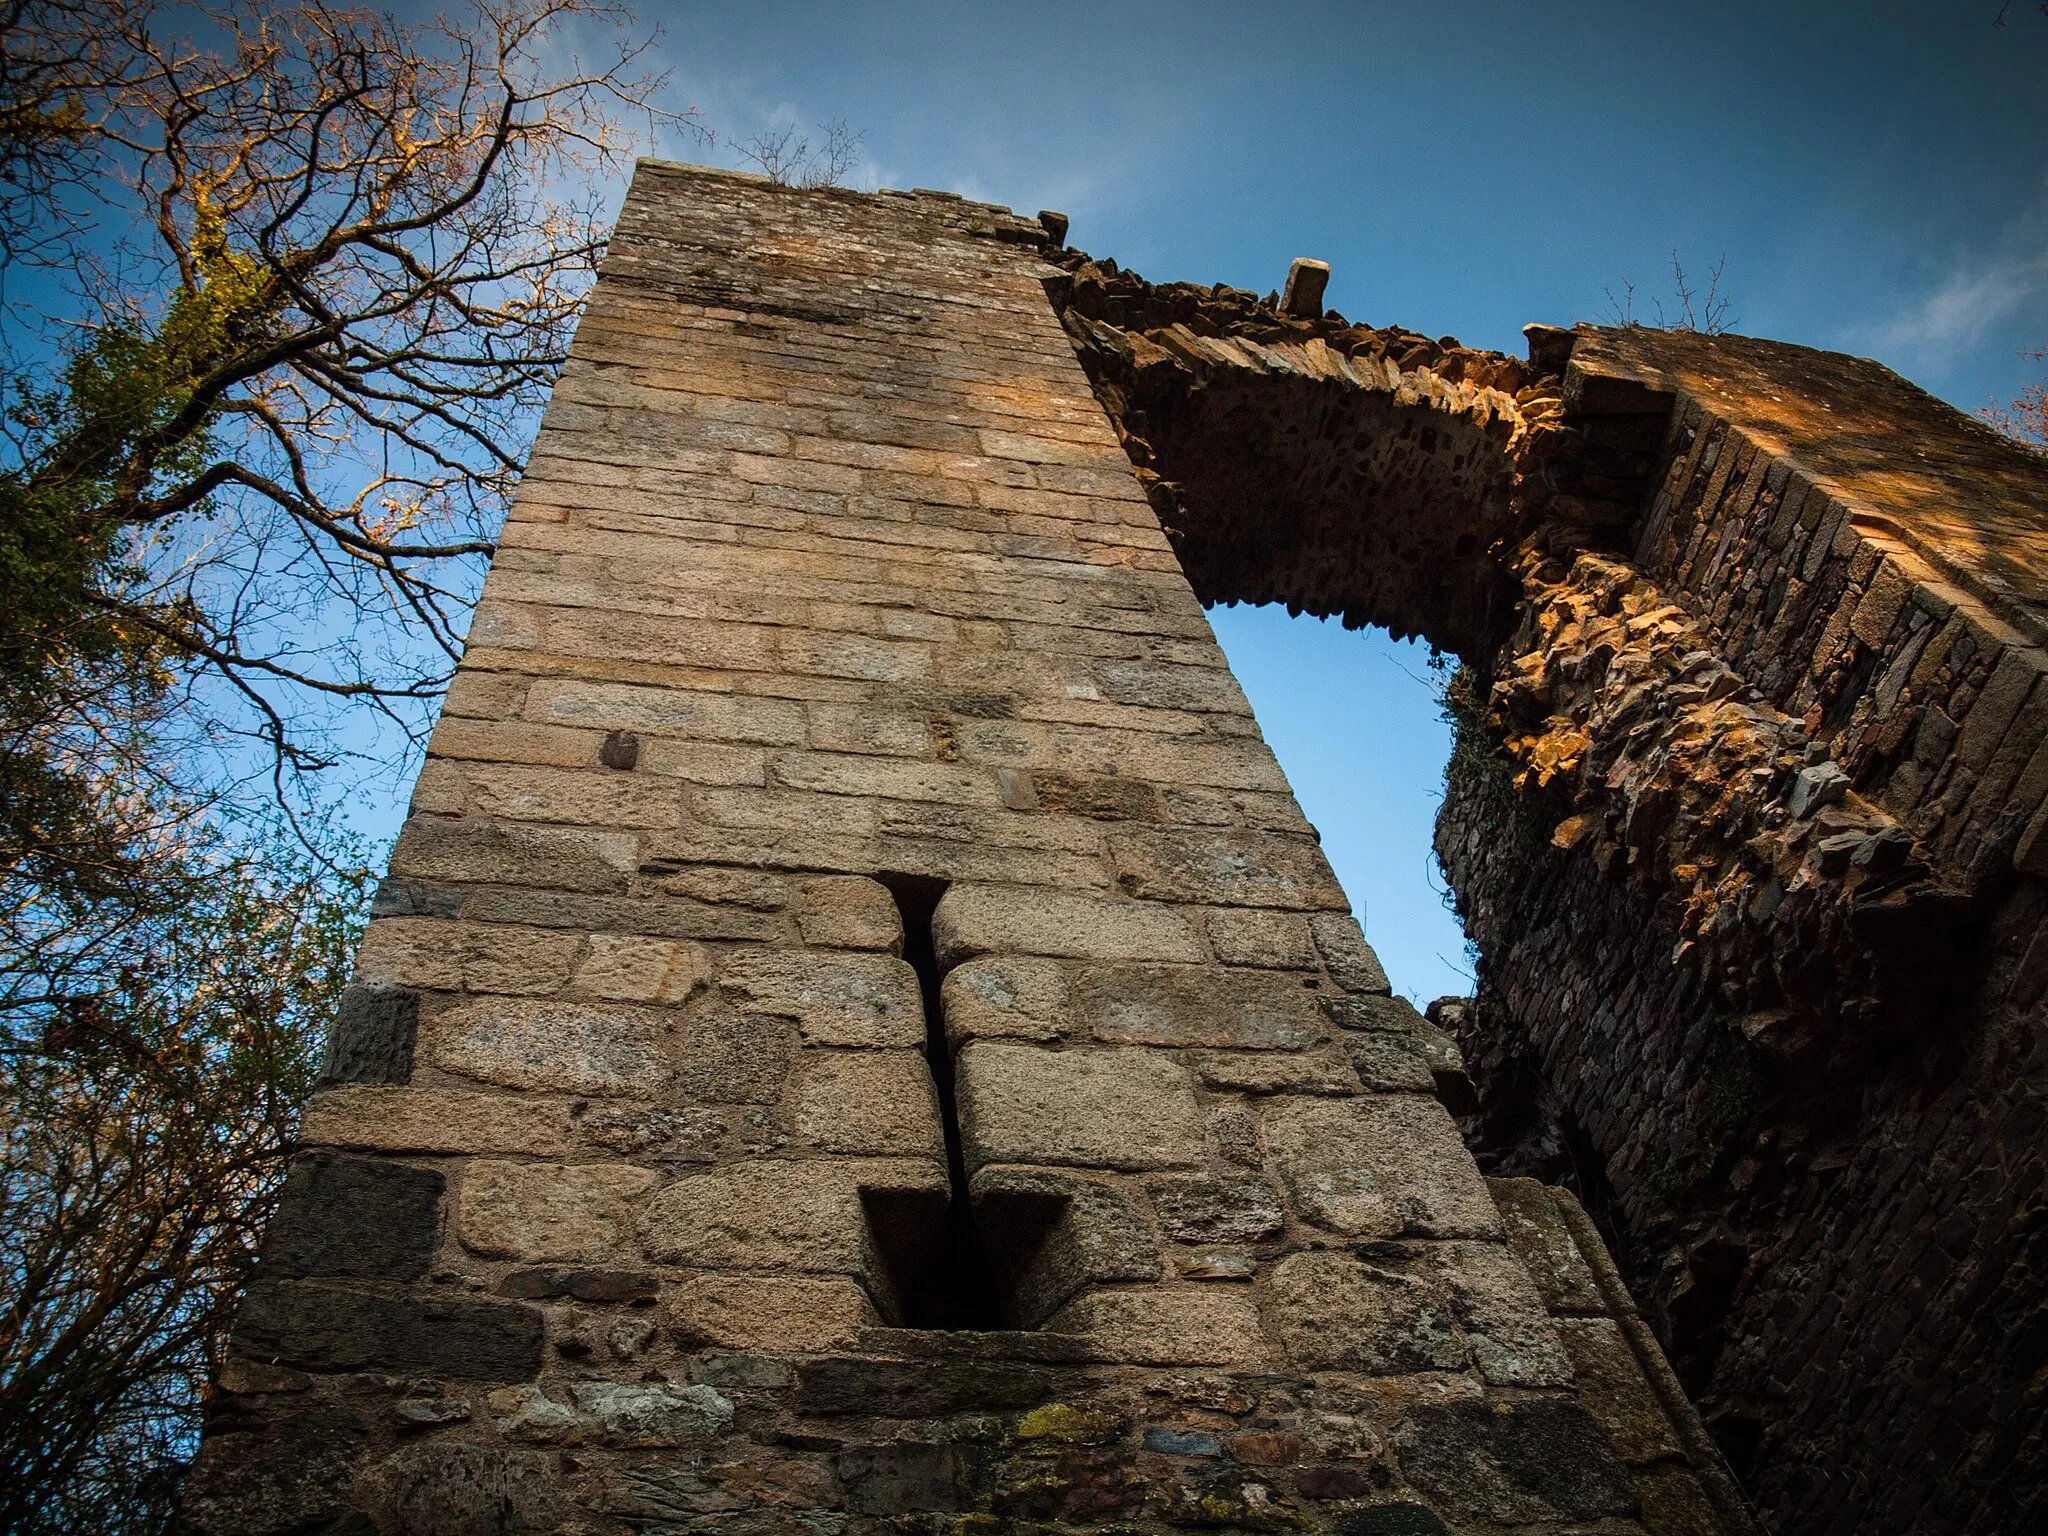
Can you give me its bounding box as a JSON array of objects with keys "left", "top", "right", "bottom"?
[
  {"left": 594, "top": 0, "right": 2048, "bottom": 1001},
  {"left": 642, "top": 0, "right": 2048, "bottom": 405}
]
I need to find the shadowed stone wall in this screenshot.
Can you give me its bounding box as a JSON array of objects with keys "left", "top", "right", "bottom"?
[
  {"left": 1049, "top": 257, "right": 2048, "bottom": 1534},
  {"left": 1440, "top": 334, "right": 2048, "bottom": 1534},
  {"left": 177, "top": 166, "right": 1747, "bottom": 1536}
]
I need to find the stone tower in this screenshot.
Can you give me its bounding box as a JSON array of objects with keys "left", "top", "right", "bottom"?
[{"left": 177, "top": 164, "right": 1755, "bottom": 1535}]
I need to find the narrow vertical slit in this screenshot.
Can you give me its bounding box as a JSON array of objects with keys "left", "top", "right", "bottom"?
[{"left": 881, "top": 874, "right": 1008, "bottom": 1330}]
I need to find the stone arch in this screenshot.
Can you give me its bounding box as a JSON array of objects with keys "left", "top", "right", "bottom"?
[
  {"left": 1049, "top": 248, "right": 1981, "bottom": 1053},
  {"left": 1050, "top": 256, "right": 1632, "bottom": 659}
]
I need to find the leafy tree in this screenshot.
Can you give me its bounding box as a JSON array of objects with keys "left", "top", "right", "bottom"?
[{"left": 0, "top": 809, "right": 371, "bottom": 1535}]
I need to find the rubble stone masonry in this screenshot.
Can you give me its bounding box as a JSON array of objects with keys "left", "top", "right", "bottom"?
[
  {"left": 177, "top": 160, "right": 2048, "bottom": 1535},
  {"left": 1044, "top": 254, "right": 2048, "bottom": 1531}
]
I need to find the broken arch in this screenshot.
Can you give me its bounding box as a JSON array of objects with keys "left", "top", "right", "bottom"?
[{"left": 1049, "top": 246, "right": 2043, "bottom": 1524}]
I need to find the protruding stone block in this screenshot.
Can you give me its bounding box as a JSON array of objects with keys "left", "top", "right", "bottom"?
[
  {"left": 718, "top": 948, "right": 925, "bottom": 1047},
  {"left": 1524, "top": 321, "right": 1577, "bottom": 372},
  {"left": 1264, "top": 1097, "right": 1502, "bottom": 1238},
  {"left": 931, "top": 884, "right": 1207, "bottom": 967},
  {"left": 1325, "top": 992, "right": 1472, "bottom": 1107},
  {"left": 1279, "top": 257, "right": 1331, "bottom": 319},
  {"left": 1787, "top": 760, "right": 1851, "bottom": 817},
  {"left": 955, "top": 1041, "right": 1206, "bottom": 1172}
]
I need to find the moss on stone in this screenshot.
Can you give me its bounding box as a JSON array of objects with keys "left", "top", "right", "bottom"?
[{"left": 1014, "top": 1402, "right": 1122, "bottom": 1446}]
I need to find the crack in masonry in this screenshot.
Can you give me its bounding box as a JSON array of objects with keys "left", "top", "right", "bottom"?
[{"left": 879, "top": 874, "right": 1008, "bottom": 1329}]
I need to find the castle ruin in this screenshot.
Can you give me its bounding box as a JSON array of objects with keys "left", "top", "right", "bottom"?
[{"left": 179, "top": 163, "right": 2048, "bottom": 1535}]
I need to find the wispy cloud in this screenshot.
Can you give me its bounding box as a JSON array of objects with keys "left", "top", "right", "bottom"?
[
  {"left": 1873, "top": 250, "right": 2048, "bottom": 357},
  {"left": 516, "top": 9, "right": 1180, "bottom": 261},
  {"left": 1863, "top": 185, "right": 2048, "bottom": 368},
  {"left": 635, "top": 23, "right": 1177, "bottom": 234}
]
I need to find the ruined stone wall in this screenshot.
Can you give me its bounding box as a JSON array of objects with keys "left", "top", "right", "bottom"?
[
  {"left": 1436, "top": 335, "right": 2048, "bottom": 1534},
  {"left": 1047, "top": 261, "right": 2048, "bottom": 1533},
  {"left": 177, "top": 166, "right": 1743, "bottom": 1536}
]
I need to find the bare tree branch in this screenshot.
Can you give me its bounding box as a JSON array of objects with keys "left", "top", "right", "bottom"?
[
  {"left": 3, "top": 0, "right": 704, "bottom": 810},
  {"left": 735, "top": 117, "right": 864, "bottom": 188}
]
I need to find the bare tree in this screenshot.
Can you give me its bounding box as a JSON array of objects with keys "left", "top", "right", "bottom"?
[
  {"left": 2, "top": 0, "right": 700, "bottom": 818},
  {"left": 1666, "top": 252, "right": 1737, "bottom": 335},
  {"left": 1985, "top": 344, "right": 2048, "bottom": 452},
  {"left": 0, "top": 4, "right": 699, "bottom": 1527},
  {"left": 0, "top": 0, "right": 142, "bottom": 272},
  {"left": 1600, "top": 251, "right": 1737, "bottom": 335},
  {"left": 1, "top": 804, "right": 368, "bottom": 1534},
  {"left": 734, "top": 117, "right": 864, "bottom": 188}
]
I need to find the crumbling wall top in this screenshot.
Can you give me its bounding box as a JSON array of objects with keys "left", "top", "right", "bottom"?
[{"left": 1572, "top": 325, "right": 2048, "bottom": 643}]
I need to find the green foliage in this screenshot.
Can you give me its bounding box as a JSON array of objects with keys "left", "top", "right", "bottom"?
[
  {"left": 1437, "top": 662, "right": 1527, "bottom": 837},
  {"left": 3, "top": 209, "right": 278, "bottom": 658},
  {"left": 0, "top": 260, "right": 367, "bottom": 1515},
  {"left": 0, "top": 208, "right": 287, "bottom": 915},
  {"left": 0, "top": 810, "right": 371, "bottom": 1535}
]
